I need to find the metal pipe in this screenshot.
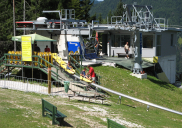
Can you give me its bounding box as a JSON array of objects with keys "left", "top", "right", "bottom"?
[
  {"left": 72, "top": 74, "right": 182, "bottom": 116},
  {"left": 24, "top": 0, "right": 25, "bottom": 35},
  {"left": 13, "top": 0, "right": 16, "bottom": 51}
]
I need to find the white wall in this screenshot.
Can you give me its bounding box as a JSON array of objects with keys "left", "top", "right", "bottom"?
[
  {"left": 111, "top": 47, "right": 132, "bottom": 56},
  {"left": 142, "top": 48, "right": 156, "bottom": 57},
  {"left": 57, "top": 35, "right": 80, "bottom": 59},
  {"left": 158, "top": 55, "right": 176, "bottom": 83}
]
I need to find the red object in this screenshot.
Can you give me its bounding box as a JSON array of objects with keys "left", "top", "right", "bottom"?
[
  {"left": 96, "top": 32, "right": 98, "bottom": 42},
  {"left": 89, "top": 67, "right": 96, "bottom": 77},
  {"left": 45, "top": 48, "right": 50, "bottom": 52},
  {"left": 48, "top": 68, "right": 51, "bottom": 73}
]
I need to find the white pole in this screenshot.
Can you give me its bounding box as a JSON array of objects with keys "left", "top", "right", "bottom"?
[
  {"left": 23, "top": 0, "right": 25, "bottom": 35},
  {"left": 13, "top": 0, "right": 16, "bottom": 51}
]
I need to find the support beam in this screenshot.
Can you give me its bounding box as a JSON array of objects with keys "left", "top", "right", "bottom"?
[
  {"left": 48, "top": 66, "right": 51, "bottom": 94},
  {"left": 8, "top": 67, "right": 9, "bottom": 80},
  {"left": 133, "top": 31, "right": 143, "bottom": 74},
  {"left": 40, "top": 70, "right": 42, "bottom": 79}
]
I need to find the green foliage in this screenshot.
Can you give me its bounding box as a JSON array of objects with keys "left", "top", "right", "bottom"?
[
  {"left": 176, "top": 36, "right": 182, "bottom": 74},
  {"left": 90, "top": 0, "right": 182, "bottom": 26},
  {"left": 0, "top": 0, "right": 94, "bottom": 42},
  {"left": 107, "top": 10, "right": 113, "bottom": 23},
  {"left": 98, "top": 13, "right": 103, "bottom": 23},
  {"left": 178, "top": 37, "right": 182, "bottom": 46},
  {"left": 80, "top": 0, "right": 94, "bottom": 21},
  {"left": 113, "top": 0, "right": 124, "bottom": 16},
  {"left": 89, "top": 13, "right": 96, "bottom": 22},
  {"left": 71, "top": 0, "right": 84, "bottom": 19}
]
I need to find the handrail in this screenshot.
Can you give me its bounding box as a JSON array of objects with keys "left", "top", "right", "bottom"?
[
  {"left": 3, "top": 54, "right": 60, "bottom": 81},
  {"left": 72, "top": 74, "right": 182, "bottom": 116},
  {"left": 36, "top": 55, "right": 59, "bottom": 70}
]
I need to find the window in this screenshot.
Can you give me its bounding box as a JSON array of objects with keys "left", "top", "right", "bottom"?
[
  {"left": 156, "top": 35, "right": 161, "bottom": 56},
  {"left": 171, "top": 34, "right": 174, "bottom": 46},
  {"left": 121, "top": 35, "right": 130, "bottom": 47},
  {"left": 111, "top": 35, "right": 130, "bottom": 47},
  {"left": 115, "top": 35, "right": 120, "bottom": 47},
  {"left": 143, "top": 35, "right": 153, "bottom": 48},
  {"left": 111, "top": 35, "right": 115, "bottom": 47}
]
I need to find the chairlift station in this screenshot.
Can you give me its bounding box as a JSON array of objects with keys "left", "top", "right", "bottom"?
[{"left": 15, "top": 3, "right": 182, "bottom": 84}]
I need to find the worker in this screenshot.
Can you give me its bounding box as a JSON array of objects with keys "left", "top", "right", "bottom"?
[
  {"left": 34, "top": 43, "right": 40, "bottom": 52},
  {"left": 87, "top": 65, "right": 96, "bottom": 83},
  {"left": 44, "top": 45, "right": 50, "bottom": 52},
  {"left": 94, "top": 39, "right": 99, "bottom": 56},
  {"left": 124, "top": 42, "right": 130, "bottom": 59}
]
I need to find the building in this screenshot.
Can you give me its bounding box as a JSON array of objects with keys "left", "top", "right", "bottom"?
[{"left": 15, "top": 5, "right": 182, "bottom": 84}]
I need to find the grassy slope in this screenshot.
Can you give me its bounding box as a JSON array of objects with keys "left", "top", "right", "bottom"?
[
  {"left": 93, "top": 66, "right": 182, "bottom": 127},
  {"left": 0, "top": 89, "right": 107, "bottom": 128},
  {"left": 1, "top": 66, "right": 182, "bottom": 127}
]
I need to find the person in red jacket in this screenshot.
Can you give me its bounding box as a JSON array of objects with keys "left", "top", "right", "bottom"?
[
  {"left": 44, "top": 45, "right": 50, "bottom": 52},
  {"left": 87, "top": 65, "right": 96, "bottom": 83}
]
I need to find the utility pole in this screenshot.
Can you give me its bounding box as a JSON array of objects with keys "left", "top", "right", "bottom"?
[
  {"left": 13, "top": 0, "right": 16, "bottom": 51},
  {"left": 23, "top": 0, "right": 25, "bottom": 35}
]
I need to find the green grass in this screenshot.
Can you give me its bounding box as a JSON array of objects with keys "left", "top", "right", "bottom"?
[
  {"left": 1, "top": 66, "right": 182, "bottom": 127},
  {"left": 0, "top": 89, "right": 106, "bottom": 128},
  {"left": 93, "top": 66, "right": 182, "bottom": 127}
]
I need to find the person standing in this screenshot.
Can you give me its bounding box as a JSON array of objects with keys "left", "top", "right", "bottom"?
[
  {"left": 94, "top": 39, "right": 99, "bottom": 56},
  {"left": 44, "top": 45, "right": 51, "bottom": 52},
  {"left": 124, "top": 42, "right": 130, "bottom": 59},
  {"left": 87, "top": 65, "right": 96, "bottom": 83},
  {"left": 34, "top": 44, "right": 40, "bottom": 52}
]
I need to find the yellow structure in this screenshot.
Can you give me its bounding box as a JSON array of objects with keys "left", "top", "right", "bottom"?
[
  {"left": 153, "top": 56, "right": 158, "bottom": 63},
  {"left": 7, "top": 51, "right": 96, "bottom": 83}
]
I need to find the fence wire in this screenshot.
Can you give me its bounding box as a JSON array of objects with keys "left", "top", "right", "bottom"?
[{"left": 0, "top": 74, "right": 100, "bottom": 99}]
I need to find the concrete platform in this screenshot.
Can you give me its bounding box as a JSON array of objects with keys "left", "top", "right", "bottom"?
[
  {"left": 96, "top": 57, "right": 154, "bottom": 70},
  {"left": 64, "top": 56, "right": 154, "bottom": 69},
  {"left": 130, "top": 73, "right": 147, "bottom": 79}
]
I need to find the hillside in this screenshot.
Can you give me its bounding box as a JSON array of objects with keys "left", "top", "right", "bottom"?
[
  {"left": 89, "top": 0, "right": 182, "bottom": 26},
  {"left": 1, "top": 66, "right": 182, "bottom": 127}
]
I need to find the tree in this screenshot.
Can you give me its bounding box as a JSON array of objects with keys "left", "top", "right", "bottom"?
[
  {"left": 89, "top": 13, "right": 96, "bottom": 22},
  {"left": 80, "top": 0, "right": 94, "bottom": 21},
  {"left": 98, "top": 13, "right": 103, "bottom": 23},
  {"left": 107, "top": 10, "right": 112, "bottom": 23},
  {"left": 71, "top": 0, "right": 84, "bottom": 19},
  {"left": 113, "top": 0, "right": 124, "bottom": 16}
]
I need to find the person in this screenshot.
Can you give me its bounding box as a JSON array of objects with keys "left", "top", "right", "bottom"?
[
  {"left": 44, "top": 45, "right": 50, "bottom": 52},
  {"left": 124, "top": 42, "right": 130, "bottom": 59},
  {"left": 87, "top": 65, "right": 96, "bottom": 83},
  {"left": 80, "top": 68, "right": 90, "bottom": 80},
  {"left": 34, "top": 43, "right": 40, "bottom": 52},
  {"left": 94, "top": 39, "right": 99, "bottom": 56},
  {"left": 66, "top": 61, "right": 73, "bottom": 70}
]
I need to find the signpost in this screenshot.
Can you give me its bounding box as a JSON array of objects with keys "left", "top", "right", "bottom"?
[
  {"left": 21, "top": 36, "right": 32, "bottom": 79},
  {"left": 21, "top": 36, "right": 32, "bottom": 61}
]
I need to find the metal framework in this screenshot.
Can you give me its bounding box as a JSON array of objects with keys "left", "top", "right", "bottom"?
[{"left": 15, "top": 4, "right": 170, "bottom": 39}]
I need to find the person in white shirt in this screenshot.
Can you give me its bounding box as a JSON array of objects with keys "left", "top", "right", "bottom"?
[{"left": 124, "top": 42, "right": 130, "bottom": 59}]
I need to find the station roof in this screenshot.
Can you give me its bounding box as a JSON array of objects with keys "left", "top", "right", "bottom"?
[{"left": 12, "top": 34, "right": 56, "bottom": 44}]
